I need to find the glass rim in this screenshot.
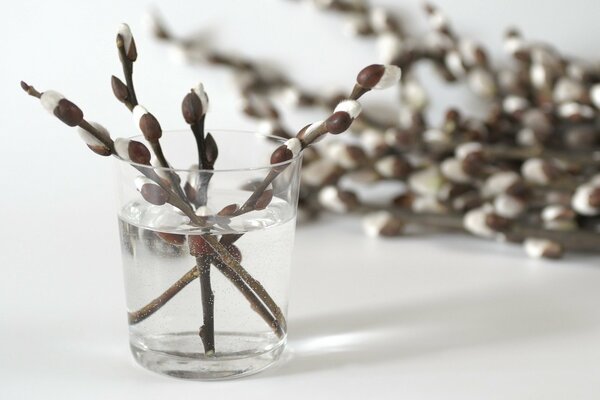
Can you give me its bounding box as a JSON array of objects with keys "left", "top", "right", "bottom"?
[{"left": 114, "top": 129, "right": 302, "bottom": 173}]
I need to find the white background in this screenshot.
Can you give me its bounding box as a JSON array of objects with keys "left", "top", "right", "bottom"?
[{"left": 2, "top": 0, "right": 600, "bottom": 398}]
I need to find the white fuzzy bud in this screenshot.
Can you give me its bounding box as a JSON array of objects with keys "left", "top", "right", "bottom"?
[
  {"left": 411, "top": 196, "right": 446, "bottom": 213},
  {"left": 114, "top": 138, "right": 131, "bottom": 161},
  {"left": 281, "top": 86, "right": 302, "bottom": 106},
  {"left": 541, "top": 205, "right": 576, "bottom": 230},
  {"left": 374, "top": 155, "right": 402, "bottom": 178},
  {"left": 377, "top": 33, "right": 402, "bottom": 64},
  {"left": 117, "top": 23, "right": 134, "bottom": 55},
  {"left": 440, "top": 158, "right": 470, "bottom": 183},
  {"left": 463, "top": 204, "right": 497, "bottom": 238},
  {"left": 558, "top": 102, "right": 595, "bottom": 119},
  {"left": 327, "top": 143, "right": 359, "bottom": 169},
  {"left": 523, "top": 238, "right": 563, "bottom": 259},
  {"left": 40, "top": 90, "right": 65, "bottom": 114},
  {"left": 482, "top": 171, "right": 520, "bottom": 197},
  {"left": 343, "top": 14, "right": 369, "bottom": 36},
  {"left": 284, "top": 138, "right": 302, "bottom": 157},
  {"left": 401, "top": 79, "right": 428, "bottom": 111},
  {"left": 494, "top": 194, "right": 525, "bottom": 218},
  {"left": 362, "top": 211, "right": 404, "bottom": 237},
  {"left": 455, "top": 142, "right": 483, "bottom": 160},
  {"left": 571, "top": 184, "right": 600, "bottom": 216},
  {"left": 369, "top": 7, "right": 389, "bottom": 33},
  {"left": 458, "top": 39, "right": 478, "bottom": 66},
  {"left": 503, "top": 35, "right": 523, "bottom": 55},
  {"left": 517, "top": 128, "right": 537, "bottom": 146},
  {"left": 590, "top": 84, "right": 600, "bottom": 109},
  {"left": 334, "top": 100, "right": 362, "bottom": 119},
  {"left": 192, "top": 83, "right": 209, "bottom": 113},
  {"left": 428, "top": 8, "right": 448, "bottom": 30},
  {"left": 409, "top": 166, "right": 443, "bottom": 197},
  {"left": 503, "top": 96, "right": 529, "bottom": 114},
  {"left": 257, "top": 119, "right": 278, "bottom": 136},
  {"left": 77, "top": 122, "right": 110, "bottom": 147},
  {"left": 521, "top": 158, "right": 551, "bottom": 185},
  {"left": 132, "top": 105, "right": 149, "bottom": 134},
  {"left": 302, "top": 159, "right": 339, "bottom": 187},
  {"left": 373, "top": 65, "right": 402, "bottom": 90},
  {"left": 195, "top": 205, "right": 214, "bottom": 217},
  {"left": 553, "top": 78, "right": 584, "bottom": 104},
  {"left": 468, "top": 68, "right": 496, "bottom": 98},
  {"left": 423, "top": 128, "right": 450, "bottom": 146},
  {"left": 360, "top": 129, "right": 387, "bottom": 156},
  {"left": 318, "top": 186, "right": 348, "bottom": 213},
  {"left": 530, "top": 63, "right": 550, "bottom": 89},
  {"left": 445, "top": 51, "right": 466, "bottom": 78}
]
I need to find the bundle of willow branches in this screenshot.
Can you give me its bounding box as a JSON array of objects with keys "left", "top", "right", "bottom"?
[
  {"left": 21, "top": 23, "right": 401, "bottom": 354},
  {"left": 146, "top": 1, "right": 600, "bottom": 259}
]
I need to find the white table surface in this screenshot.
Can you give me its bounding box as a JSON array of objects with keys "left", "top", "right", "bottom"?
[{"left": 2, "top": 0, "right": 600, "bottom": 398}]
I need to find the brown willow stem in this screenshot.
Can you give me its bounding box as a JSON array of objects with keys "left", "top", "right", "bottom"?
[
  {"left": 149, "top": 140, "right": 189, "bottom": 201},
  {"left": 117, "top": 45, "right": 138, "bottom": 107},
  {"left": 128, "top": 266, "right": 199, "bottom": 324},
  {"left": 128, "top": 241, "right": 283, "bottom": 337},
  {"left": 22, "top": 82, "right": 285, "bottom": 338},
  {"left": 212, "top": 257, "right": 285, "bottom": 338},
  {"left": 357, "top": 205, "right": 600, "bottom": 252},
  {"left": 235, "top": 170, "right": 278, "bottom": 215},
  {"left": 203, "top": 235, "right": 287, "bottom": 331},
  {"left": 196, "top": 255, "right": 215, "bottom": 355}
]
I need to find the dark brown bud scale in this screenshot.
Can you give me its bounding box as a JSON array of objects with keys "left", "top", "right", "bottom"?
[
  {"left": 188, "top": 235, "right": 211, "bottom": 257},
  {"left": 204, "top": 133, "right": 219, "bottom": 167},
  {"left": 389, "top": 156, "right": 412, "bottom": 179},
  {"left": 255, "top": 189, "right": 274, "bottom": 210},
  {"left": 541, "top": 242, "right": 564, "bottom": 259},
  {"left": 181, "top": 91, "right": 204, "bottom": 124},
  {"left": 325, "top": 111, "right": 353, "bottom": 134},
  {"left": 462, "top": 152, "right": 485, "bottom": 176},
  {"left": 338, "top": 190, "right": 359, "bottom": 210},
  {"left": 356, "top": 64, "right": 385, "bottom": 89},
  {"left": 184, "top": 182, "right": 197, "bottom": 204},
  {"left": 128, "top": 140, "right": 151, "bottom": 165},
  {"left": 295, "top": 124, "right": 312, "bottom": 141},
  {"left": 139, "top": 113, "right": 162, "bottom": 141},
  {"left": 140, "top": 183, "right": 169, "bottom": 205},
  {"left": 485, "top": 213, "right": 512, "bottom": 232},
  {"left": 157, "top": 232, "right": 186, "bottom": 246},
  {"left": 589, "top": 187, "right": 600, "bottom": 208},
  {"left": 505, "top": 180, "right": 530, "bottom": 200},
  {"left": 54, "top": 99, "right": 83, "bottom": 127},
  {"left": 541, "top": 162, "right": 561, "bottom": 182},
  {"left": 270, "top": 145, "right": 293, "bottom": 165},
  {"left": 111, "top": 75, "right": 129, "bottom": 103},
  {"left": 217, "top": 204, "right": 239, "bottom": 216},
  {"left": 392, "top": 192, "right": 415, "bottom": 209},
  {"left": 117, "top": 34, "right": 138, "bottom": 62},
  {"left": 346, "top": 145, "right": 368, "bottom": 164},
  {"left": 379, "top": 218, "right": 405, "bottom": 237}
]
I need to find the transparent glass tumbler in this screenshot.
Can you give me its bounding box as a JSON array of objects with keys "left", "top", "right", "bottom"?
[{"left": 114, "top": 130, "right": 302, "bottom": 379}]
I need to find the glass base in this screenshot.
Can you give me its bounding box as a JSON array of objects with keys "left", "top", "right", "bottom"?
[{"left": 130, "top": 331, "right": 286, "bottom": 380}]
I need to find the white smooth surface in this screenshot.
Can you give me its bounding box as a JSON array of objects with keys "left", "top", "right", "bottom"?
[{"left": 2, "top": 0, "right": 600, "bottom": 398}]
